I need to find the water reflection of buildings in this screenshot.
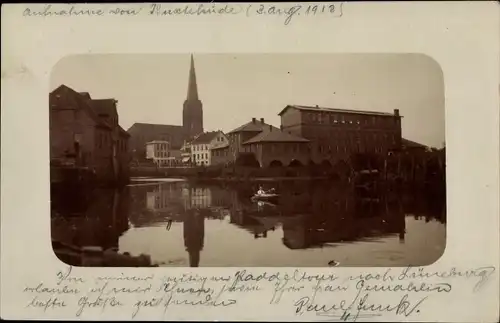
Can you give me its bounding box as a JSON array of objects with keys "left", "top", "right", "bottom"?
[
  {"left": 225, "top": 182, "right": 445, "bottom": 250},
  {"left": 142, "top": 183, "right": 230, "bottom": 217},
  {"left": 52, "top": 180, "right": 445, "bottom": 267},
  {"left": 51, "top": 188, "right": 132, "bottom": 266},
  {"left": 129, "top": 182, "right": 234, "bottom": 266},
  {"left": 280, "top": 194, "right": 407, "bottom": 250}
]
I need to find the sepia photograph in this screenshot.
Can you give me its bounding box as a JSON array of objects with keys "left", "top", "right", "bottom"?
[{"left": 49, "top": 53, "right": 446, "bottom": 268}]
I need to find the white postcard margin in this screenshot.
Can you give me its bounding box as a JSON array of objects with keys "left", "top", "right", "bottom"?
[{"left": 1, "top": 2, "right": 499, "bottom": 322}]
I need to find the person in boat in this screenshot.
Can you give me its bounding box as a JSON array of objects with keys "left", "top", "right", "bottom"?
[{"left": 257, "top": 186, "right": 266, "bottom": 195}]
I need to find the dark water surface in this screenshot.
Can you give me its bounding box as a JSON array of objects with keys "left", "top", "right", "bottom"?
[{"left": 51, "top": 178, "right": 446, "bottom": 267}]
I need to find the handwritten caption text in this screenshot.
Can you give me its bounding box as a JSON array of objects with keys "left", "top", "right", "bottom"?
[{"left": 21, "top": 265, "right": 495, "bottom": 321}]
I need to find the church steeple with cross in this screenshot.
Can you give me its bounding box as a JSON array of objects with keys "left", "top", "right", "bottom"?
[{"left": 182, "top": 54, "right": 203, "bottom": 138}]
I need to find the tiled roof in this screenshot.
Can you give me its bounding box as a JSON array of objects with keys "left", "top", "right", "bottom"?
[
  {"left": 51, "top": 85, "right": 112, "bottom": 130},
  {"left": 127, "top": 122, "right": 185, "bottom": 149},
  {"left": 146, "top": 140, "right": 169, "bottom": 144},
  {"left": 192, "top": 131, "right": 220, "bottom": 144},
  {"left": 228, "top": 120, "right": 280, "bottom": 134},
  {"left": 51, "top": 85, "right": 131, "bottom": 138},
  {"left": 278, "top": 105, "right": 395, "bottom": 117},
  {"left": 212, "top": 143, "right": 229, "bottom": 150},
  {"left": 243, "top": 128, "right": 309, "bottom": 144},
  {"left": 90, "top": 99, "right": 117, "bottom": 118},
  {"left": 78, "top": 92, "right": 91, "bottom": 100},
  {"left": 402, "top": 138, "right": 427, "bottom": 149},
  {"left": 127, "top": 123, "right": 183, "bottom": 132}
]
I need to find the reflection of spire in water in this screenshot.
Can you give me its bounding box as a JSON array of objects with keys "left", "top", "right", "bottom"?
[
  {"left": 183, "top": 209, "right": 205, "bottom": 267},
  {"left": 189, "top": 250, "right": 200, "bottom": 267}
]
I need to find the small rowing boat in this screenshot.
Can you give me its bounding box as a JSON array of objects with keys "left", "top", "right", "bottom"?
[
  {"left": 251, "top": 187, "right": 279, "bottom": 202},
  {"left": 251, "top": 193, "right": 279, "bottom": 201}
]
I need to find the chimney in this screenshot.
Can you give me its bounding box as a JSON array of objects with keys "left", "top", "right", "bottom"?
[
  {"left": 260, "top": 118, "right": 264, "bottom": 123},
  {"left": 252, "top": 117, "right": 256, "bottom": 124},
  {"left": 316, "top": 105, "right": 319, "bottom": 108},
  {"left": 394, "top": 109, "right": 400, "bottom": 117}
]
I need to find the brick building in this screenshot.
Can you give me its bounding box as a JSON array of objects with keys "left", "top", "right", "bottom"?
[
  {"left": 49, "top": 85, "right": 130, "bottom": 183},
  {"left": 241, "top": 125, "right": 310, "bottom": 167},
  {"left": 226, "top": 118, "right": 280, "bottom": 163},
  {"left": 278, "top": 105, "right": 402, "bottom": 166}
]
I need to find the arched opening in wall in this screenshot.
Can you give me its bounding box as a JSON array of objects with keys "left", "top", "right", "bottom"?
[
  {"left": 269, "top": 160, "right": 283, "bottom": 168},
  {"left": 289, "top": 159, "right": 303, "bottom": 168}
]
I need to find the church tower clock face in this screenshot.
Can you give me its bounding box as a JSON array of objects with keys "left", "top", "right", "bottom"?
[{"left": 183, "top": 54, "right": 204, "bottom": 138}]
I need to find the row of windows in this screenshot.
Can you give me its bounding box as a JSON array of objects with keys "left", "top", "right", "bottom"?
[
  {"left": 316, "top": 144, "right": 389, "bottom": 154},
  {"left": 153, "top": 143, "right": 169, "bottom": 151},
  {"left": 154, "top": 151, "right": 170, "bottom": 158},
  {"left": 193, "top": 153, "right": 209, "bottom": 160},
  {"left": 241, "top": 141, "right": 395, "bottom": 155},
  {"left": 306, "top": 112, "right": 399, "bottom": 127},
  {"left": 315, "top": 135, "right": 398, "bottom": 146},
  {"left": 306, "top": 130, "right": 399, "bottom": 142},
  {"left": 193, "top": 145, "right": 208, "bottom": 151}
]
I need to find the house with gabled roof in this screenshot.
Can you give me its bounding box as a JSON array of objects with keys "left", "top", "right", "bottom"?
[
  {"left": 241, "top": 126, "right": 310, "bottom": 168},
  {"left": 49, "top": 84, "right": 131, "bottom": 184},
  {"left": 226, "top": 118, "right": 280, "bottom": 163},
  {"left": 224, "top": 117, "right": 310, "bottom": 167},
  {"left": 189, "top": 130, "right": 228, "bottom": 166}
]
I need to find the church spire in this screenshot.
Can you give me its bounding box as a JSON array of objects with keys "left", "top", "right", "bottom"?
[
  {"left": 183, "top": 53, "right": 203, "bottom": 137},
  {"left": 187, "top": 54, "right": 199, "bottom": 101}
]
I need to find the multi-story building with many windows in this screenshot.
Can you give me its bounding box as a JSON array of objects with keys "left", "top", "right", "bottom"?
[{"left": 278, "top": 105, "right": 402, "bottom": 165}]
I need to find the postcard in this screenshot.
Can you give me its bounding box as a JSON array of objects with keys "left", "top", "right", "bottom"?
[{"left": 1, "top": 2, "right": 499, "bottom": 322}]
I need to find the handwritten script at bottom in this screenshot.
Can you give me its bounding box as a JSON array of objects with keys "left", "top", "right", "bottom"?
[{"left": 20, "top": 265, "right": 496, "bottom": 321}]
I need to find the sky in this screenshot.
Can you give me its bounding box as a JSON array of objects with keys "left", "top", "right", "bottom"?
[{"left": 51, "top": 53, "right": 445, "bottom": 148}]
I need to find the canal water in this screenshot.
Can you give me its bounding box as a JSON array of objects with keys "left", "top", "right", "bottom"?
[{"left": 51, "top": 178, "right": 446, "bottom": 267}]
